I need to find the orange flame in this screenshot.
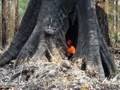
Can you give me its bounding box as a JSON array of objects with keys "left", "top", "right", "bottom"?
[{"left": 67, "top": 40, "right": 76, "bottom": 55}]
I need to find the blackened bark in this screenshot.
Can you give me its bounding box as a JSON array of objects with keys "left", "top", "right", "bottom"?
[
  {"left": 76, "top": 0, "right": 115, "bottom": 78},
  {"left": 15, "top": 0, "right": 76, "bottom": 65},
  {"left": 0, "top": 0, "right": 116, "bottom": 78}
]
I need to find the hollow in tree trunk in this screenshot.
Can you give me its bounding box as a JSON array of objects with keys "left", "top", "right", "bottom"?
[{"left": 0, "top": 0, "right": 116, "bottom": 79}]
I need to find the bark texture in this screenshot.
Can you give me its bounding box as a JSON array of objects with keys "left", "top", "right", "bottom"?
[
  {"left": 96, "top": 1, "right": 111, "bottom": 46},
  {"left": 2, "top": 0, "right": 9, "bottom": 48},
  {"left": 0, "top": 0, "right": 116, "bottom": 78},
  {"left": 76, "top": 0, "right": 115, "bottom": 78}
]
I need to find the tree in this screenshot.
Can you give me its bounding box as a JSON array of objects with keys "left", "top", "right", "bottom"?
[
  {"left": 1, "top": 0, "right": 9, "bottom": 48},
  {"left": 96, "top": 0, "right": 111, "bottom": 46},
  {"left": 14, "top": 0, "right": 19, "bottom": 32},
  {"left": 113, "top": 0, "right": 119, "bottom": 46},
  {"left": 0, "top": 0, "right": 116, "bottom": 79},
  {"left": 8, "top": 0, "right": 19, "bottom": 45},
  {"left": 1, "top": 0, "right": 19, "bottom": 48}
]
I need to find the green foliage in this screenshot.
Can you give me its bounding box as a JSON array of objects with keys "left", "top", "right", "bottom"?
[{"left": 19, "top": 0, "right": 28, "bottom": 17}]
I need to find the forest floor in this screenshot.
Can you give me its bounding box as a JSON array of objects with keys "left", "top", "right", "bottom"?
[{"left": 0, "top": 47, "right": 119, "bottom": 90}]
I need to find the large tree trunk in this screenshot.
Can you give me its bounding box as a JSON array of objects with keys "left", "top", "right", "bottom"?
[
  {"left": 0, "top": 0, "right": 116, "bottom": 79},
  {"left": 76, "top": 0, "right": 116, "bottom": 78}
]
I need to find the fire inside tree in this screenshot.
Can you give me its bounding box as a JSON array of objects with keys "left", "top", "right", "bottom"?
[{"left": 0, "top": 0, "right": 116, "bottom": 79}]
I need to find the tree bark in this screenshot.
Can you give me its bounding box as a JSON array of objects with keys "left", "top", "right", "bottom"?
[
  {"left": 0, "top": 0, "right": 116, "bottom": 79},
  {"left": 96, "top": 0, "right": 111, "bottom": 46},
  {"left": 2, "top": 0, "right": 9, "bottom": 48},
  {"left": 75, "top": 0, "right": 115, "bottom": 78},
  {"left": 14, "top": 0, "right": 19, "bottom": 33},
  {"left": 113, "top": 0, "right": 119, "bottom": 46},
  {"left": 15, "top": 0, "right": 75, "bottom": 65}
]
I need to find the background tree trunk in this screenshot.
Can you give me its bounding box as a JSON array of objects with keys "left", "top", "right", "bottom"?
[
  {"left": 2, "top": 0, "right": 9, "bottom": 48},
  {"left": 1, "top": 0, "right": 19, "bottom": 48},
  {"left": 96, "top": 0, "right": 111, "bottom": 46},
  {"left": 8, "top": 0, "right": 19, "bottom": 45},
  {"left": 14, "top": 0, "right": 19, "bottom": 33},
  {"left": 0, "top": 1, "right": 2, "bottom": 48},
  {"left": 113, "top": 0, "right": 119, "bottom": 47}
]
